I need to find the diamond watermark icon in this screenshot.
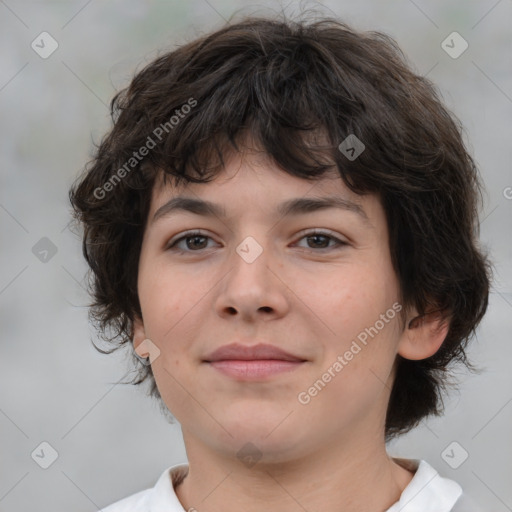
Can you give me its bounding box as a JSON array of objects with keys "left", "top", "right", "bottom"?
[
  {"left": 31, "top": 441, "right": 59, "bottom": 469},
  {"left": 237, "top": 442, "right": 263, "bottom": 468},
  {"left": 134, "top": 338, "right": 161, "bottom": 366},
  {"left": 441, "top": 32, "right": 468, "bottom": 59},
  {"left": 236, "top": 236, "right": 263, "bottom": 264},
  {"left": 32, "top": 237, "right": 58, "bottom": 263},
  {"left": 441, "top": 441, "right": 469, "bottom": 469},
  {"left": 338, "top": 134, "right": 365, "bottom": 161},
  {"left": 31, "top": 32, "right": 59, "bottom": 59}
]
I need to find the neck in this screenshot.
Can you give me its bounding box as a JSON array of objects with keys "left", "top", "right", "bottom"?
[{"left": 175, "top": 428, "right": 414, "bottom": 512}]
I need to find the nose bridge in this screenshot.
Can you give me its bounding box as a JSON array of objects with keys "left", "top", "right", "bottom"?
[
  {"left": 214, "top": 231, "right": 288, "bottom": 318},
  {"left": 229, "top": 233, "right": 273, "bottom": 289},
  {"left": 235, "top": 234, "right": 266, "bottom": 266}
]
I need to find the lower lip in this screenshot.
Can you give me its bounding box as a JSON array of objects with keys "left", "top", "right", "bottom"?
[{"left": 206, "top": 360, "right": 305, "bottom": 380}]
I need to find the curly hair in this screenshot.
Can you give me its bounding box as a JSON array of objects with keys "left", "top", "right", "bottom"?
[{"left": 69, "top": 13, "right": 492, "bottom": 441}]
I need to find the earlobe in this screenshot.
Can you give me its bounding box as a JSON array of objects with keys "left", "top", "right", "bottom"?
[
  {"left": 132, "top": 315, "right": 149, "bottom": 358},
  {"left": 398, "top": 307, "right": 450, "bottom": 361}
]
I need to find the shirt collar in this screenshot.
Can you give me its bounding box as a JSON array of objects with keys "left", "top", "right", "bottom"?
[
  {"left": 148, "top": 459, "right": 463, "bottom": 512},
  {"left": 148, "top": 463, "right": 189, "bottom": 511},
  {"left": 385, "top": 458, "right": 463, "bottom": 511}
]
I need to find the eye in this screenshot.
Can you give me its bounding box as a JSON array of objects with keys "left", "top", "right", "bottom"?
[
  {"left": 165, "top": 230, "right": 217, "bottom": 252},
  {"left": 294, "top": 229, "right": 348, "bottom": 251},
  {"left": 165, "top": 229, "right": 348, "bottom": 253}
]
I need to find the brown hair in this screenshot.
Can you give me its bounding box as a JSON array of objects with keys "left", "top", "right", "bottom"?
[{"left": 69, "top": 14, "right": 492, "bottom": 441}]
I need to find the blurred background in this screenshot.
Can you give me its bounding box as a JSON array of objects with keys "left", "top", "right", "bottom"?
[{"left": 1, "top": 1, "right": 511, "bottom": 510}]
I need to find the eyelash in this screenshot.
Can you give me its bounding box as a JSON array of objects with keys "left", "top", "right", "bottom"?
[{"left": 166, "top": 229, "right": 348, "bottom": 253}]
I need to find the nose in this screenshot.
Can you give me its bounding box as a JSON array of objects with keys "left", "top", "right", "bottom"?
[{"left": 214, "top": 237, "right": 290, "bottom": 322}]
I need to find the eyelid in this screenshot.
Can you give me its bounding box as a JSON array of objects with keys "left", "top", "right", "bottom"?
[
  {"left": 165, "top": 229, "right": 213, "bottom": 249},
  {"left": 295, "top": 227, "right": 347, "bottom": 241},
  {"left": 292, "top": 228, "right": 349, "bottom": 249},
  {"left": 165, "top": 227, "right": 349, "bottom": 252}
]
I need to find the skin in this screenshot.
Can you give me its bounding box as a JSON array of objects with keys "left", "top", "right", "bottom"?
[{"left": 132, "top": 146, "right": 449, "bottom": 512}]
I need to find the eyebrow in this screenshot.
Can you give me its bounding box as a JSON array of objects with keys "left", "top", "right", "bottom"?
[{"left": 152, "top": 195, "right": 372, "bottom": 227}]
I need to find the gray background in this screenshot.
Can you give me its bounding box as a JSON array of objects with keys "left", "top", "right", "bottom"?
[{"left": 1, "top": 1, "right": 511, "bottom": 511}]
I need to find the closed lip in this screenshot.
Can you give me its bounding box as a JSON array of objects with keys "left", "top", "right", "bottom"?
[{"left": 203, "top": 343, "right": 306, "bottom": 362}]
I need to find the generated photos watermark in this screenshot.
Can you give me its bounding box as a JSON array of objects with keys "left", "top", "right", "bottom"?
[
  {"left": 298, "top": 301, "right": 403, "bottom": 405},
  {"left": 93, "top": 97, "right": 197, "bottom": 200}
]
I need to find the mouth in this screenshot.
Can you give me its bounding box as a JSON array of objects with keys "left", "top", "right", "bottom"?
[
  {"left": 205, "top": 359, "right": 306, "bottom": 380},
  {"left": 203, "top": 342, "right": 308, "bottom": 381}
]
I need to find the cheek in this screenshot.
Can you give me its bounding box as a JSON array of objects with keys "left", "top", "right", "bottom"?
[
  {"left": 138, "top": 258, "right": 198, "bottom": 335},
  {"left": 138, "top": 261, "right": 217, "bottom": 381},
  {"left": 300, "top": 263, "right": 392, "bottom": 336},
  {"left": 304, "top": 262, "right": 400, "bottom": 373}
]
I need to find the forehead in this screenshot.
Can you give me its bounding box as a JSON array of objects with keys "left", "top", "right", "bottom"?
[{"left": 148, "top": 150, "right": 382, "bottom": 230}]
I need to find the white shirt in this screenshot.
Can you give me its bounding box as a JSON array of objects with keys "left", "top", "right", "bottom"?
[{"left": 101, "top": 458, "right": 483, "bottom": 511}]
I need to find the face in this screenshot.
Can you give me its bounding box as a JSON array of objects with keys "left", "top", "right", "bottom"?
[{"left": 133, "top": 149, "right": 416, "bottom": 462}]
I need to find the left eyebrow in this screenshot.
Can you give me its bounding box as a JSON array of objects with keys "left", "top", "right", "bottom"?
[{"left": 151, "top": 195, "right": 372, "bottom": 228}]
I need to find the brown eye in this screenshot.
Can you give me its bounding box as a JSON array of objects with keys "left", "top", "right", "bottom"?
[
  {"left": 165, "top": 229, "right": 348, "bottom": 254},
  {"left": 166, "top": 231, "right": 216, "bottom": 252},
  {"left": 295, "top": 230, "right": 348, "bottom": 251}
]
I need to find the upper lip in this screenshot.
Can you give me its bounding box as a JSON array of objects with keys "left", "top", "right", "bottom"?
[{"left": 203, "top": 343, "right": 306, "bottom": 362}]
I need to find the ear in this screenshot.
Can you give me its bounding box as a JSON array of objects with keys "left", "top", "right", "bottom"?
[
  {"left": 133, "top": 314, "right": 149, "bottom": 358},
  {"left": 397, "top": 306, "right": 451, "bottom": 361}
]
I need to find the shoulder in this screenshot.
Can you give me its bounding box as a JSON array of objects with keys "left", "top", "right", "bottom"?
[
  {"left": 99, "top": 463, "right": 189, "bottom": 511},
  {"left": 388, "top": 458, "right": 463, "bottom": 511}
]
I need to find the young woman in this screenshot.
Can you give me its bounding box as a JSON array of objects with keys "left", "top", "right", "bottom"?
[{"left": 69, "top": 14, "right": 490, "bottom": 512}]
